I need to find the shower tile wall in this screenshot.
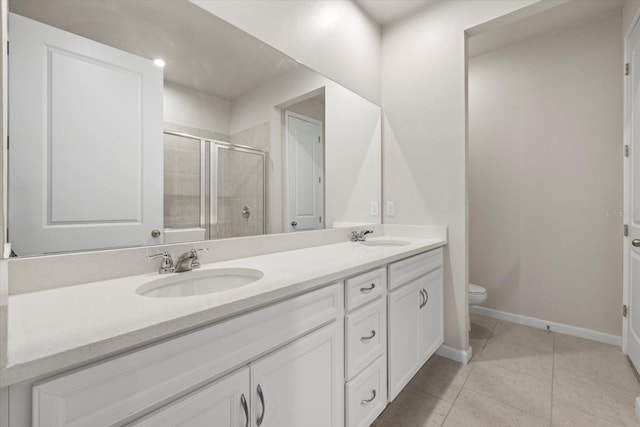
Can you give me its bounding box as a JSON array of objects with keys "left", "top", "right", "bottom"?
[
  {"left": 230, "top": 122, "right": 270, "bottom": 152},
  {"left": 217, "top": 122, "right": 269, "bottom": 239},
  {"left": 164, "top": 133, "right": 201, "bottom": 229}
]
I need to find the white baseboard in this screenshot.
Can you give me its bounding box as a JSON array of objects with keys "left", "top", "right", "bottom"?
[
  {"left": 470, "top": 306, "right": 622, "bottom": 347},
  {"left": 436, "top": 344, "right": 472, "bottom": 364}
]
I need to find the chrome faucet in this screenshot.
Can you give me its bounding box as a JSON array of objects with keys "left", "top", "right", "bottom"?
[
  {"left": 351, "top": 230, "right": 374, "bottom": 242},
  {"left": 147, "top": 251, "right": 175, "bottom": 274},
  {"left": 175, "top": 248, "right": 209, "bottom": 273}
]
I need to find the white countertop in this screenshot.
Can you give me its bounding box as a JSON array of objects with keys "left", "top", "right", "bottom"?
[{"left": 2, "top": 236, "right": 446, "bottom": 386}]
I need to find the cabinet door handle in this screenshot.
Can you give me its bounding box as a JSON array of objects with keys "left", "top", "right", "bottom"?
[
  {"left": 360, "top": 283, "right": 376, "bottom": 293},
  {"left": 360, "top": 330, "right": 376, "bottom": 342},
  {"left": 360, "top": 389, "right": 377, "bottom": 406},
  {"left": 257, "top": 384, "right": 265, "bottom": 426},
  {"left": 424, "top": 289, "right": 429, "bottom": 306},
  {"left": 419, "top": 289, "right": 426, "bottom": 308},
  {"left": 240, "top": 394, "right": 249, "bottom": 427}
]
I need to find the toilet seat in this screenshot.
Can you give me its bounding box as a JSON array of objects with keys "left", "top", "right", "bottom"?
[{"left": 468, "top": 284, "right": 486, "bottom": 295}]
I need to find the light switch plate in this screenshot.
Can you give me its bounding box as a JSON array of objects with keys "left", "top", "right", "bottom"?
[
  {"left": 386, "top": 201, "right": 396, "bottom": 217},
  {"left": 370, "top": 201, "right": 379, "bottom": 216}
]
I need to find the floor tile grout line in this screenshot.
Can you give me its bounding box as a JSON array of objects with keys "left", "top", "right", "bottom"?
[
  {"left": 439, "top": 319, "right": 495, "bottom": 426},
  {"left": 468, "top": 319, "right": 555, "bottom": 423},
  {"left": 458, "top": 385, "right": 551, "bottom": 423}
]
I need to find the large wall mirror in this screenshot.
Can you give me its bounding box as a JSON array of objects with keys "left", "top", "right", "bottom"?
[{"left": 6, "top": 0, "right": 382, "bottom": 257}]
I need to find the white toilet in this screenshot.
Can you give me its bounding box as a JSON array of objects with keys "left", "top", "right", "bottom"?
[{"left": 468, "top": 283, "right": 487, "bottom": 306}]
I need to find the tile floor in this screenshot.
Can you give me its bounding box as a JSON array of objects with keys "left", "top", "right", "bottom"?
[{"left": 372, "top": 314, "right": 640, "bottom": 426}]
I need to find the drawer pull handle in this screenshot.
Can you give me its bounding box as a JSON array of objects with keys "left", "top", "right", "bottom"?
[
  {"left": 419, "top": 289, "right": 426, "bottom": 308},
  {"left": 360, "top": 330, "right": 376, "bottom": 342},
  {"left": 257, "top": 384, "right": 265, "bottom": 426},
  {"left": 424, "top": 289, "right": 429, "bottom": 307},
  {"left": 360, "top": 389, "right": 377, "bottom": 406},
  {"left": 360, "top": 283, "right": 376, "bottom": 293},
  {"left": 240, "top": 394, "right": 249, "bottom": 427}
]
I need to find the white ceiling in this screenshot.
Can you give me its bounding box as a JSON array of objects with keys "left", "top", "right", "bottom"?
[
  {"left": 356, "top": 0, "right": 434, "bottom": 26},
  {"left": 9, "top": 0, "right": 301, "bottom": 100}
]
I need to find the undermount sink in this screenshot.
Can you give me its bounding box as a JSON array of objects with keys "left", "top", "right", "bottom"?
[
  {"left": 136, "top": 268, "right": 264, "bottom": 298},
  {"left": 360, "top": 239, "right": 410, "bottom": 247}
]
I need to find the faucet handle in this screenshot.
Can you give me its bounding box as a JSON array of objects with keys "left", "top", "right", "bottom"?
[
  {"left": 351, "top": 229, "right": 374, "bottom": 242},
  {"left": 189, "top": 248, "right": 209, "bottom": 269},
  {"left": 189, "top": 248, "right": 208, "bottom": 254},
  {"left": 147, "top": 251, "right": 175, "bottom": 274}
]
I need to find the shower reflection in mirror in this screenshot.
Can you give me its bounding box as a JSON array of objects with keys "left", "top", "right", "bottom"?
[{"left": 163, "top": 129, "right": 267, "bottom": 244}]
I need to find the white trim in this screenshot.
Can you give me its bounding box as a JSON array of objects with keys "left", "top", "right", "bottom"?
[
  {"left": 623, "top": 9, "right": 635, "bottom": 356},
  {"left": 470, "top": 306, "right": 622, "bottom": 347},
  {"left": 436, "top": 344, "right": 472, "bottom": 365}
]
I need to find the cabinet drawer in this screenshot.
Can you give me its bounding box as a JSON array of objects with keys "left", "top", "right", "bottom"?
[
  {"left": 345, "top": 267, "right": 386, "bottom": 311},
  {"left": 345, "top": 297, "right": 386, "bottom": 380},
  {"left": 388, "top": 249, "right": 442, "bottom": 290},
  {"left": 346, "top": 355, "right": 387, "bottom": 427},
  {"left": 32, "top": 284, "right": 342, "bottom": 427}
]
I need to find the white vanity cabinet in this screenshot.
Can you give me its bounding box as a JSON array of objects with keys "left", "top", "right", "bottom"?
[
  {"left": 10, "top": 245, "right": 447, "bottom": 427},
  {"left": 132, "top": 367, "right": 251, "bottom": 427},
  {"left": 133, "top": 322, "right": 343, "bottom": 427},
  {"left": 343, "top": 267, "right": 388, "bottom": 427},
  {"left": 387, "top": 249, "right": 444, "bottom": 401},
  {"left": 31, "top": 284, "right": 344, "bottom": 427},
  {"left": 249, "top": 322, "right": 343, "bottom": 427}
]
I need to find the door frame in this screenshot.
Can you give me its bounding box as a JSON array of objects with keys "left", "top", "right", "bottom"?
[
  {"left": 623, "top": 8, "right": 640, "bottom": 355},
  {"left": 283, "top": 110, "right": 324, "bottom": 232}
]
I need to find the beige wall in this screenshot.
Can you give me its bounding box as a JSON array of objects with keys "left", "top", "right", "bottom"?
[
  {"left": 381, "top": 0, "right": 540, "bottom": 353},
  {"left": 469, "top": 12, "right": 623, "bottom": 336}
]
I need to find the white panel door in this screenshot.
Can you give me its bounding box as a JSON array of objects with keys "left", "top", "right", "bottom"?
[
  {"left": 250, "top": 322, "right": 344, "bottom": 427},
  {"left": 627, "top": 18, "right": 640, "bottom": 373},
  {"left": 285, "top": 111, "right": 323, "bottom": 232},
  {"left": 132, "top": 368, "right": 250, "bottom": 427},
  {"left": 419, "top": 270, "right": 444, "bottom": 363},
  {"left": 387, "top": 280, "right": 421, "bottom": 401},
  {"left": 8, "top": 13, "right": 163, "bottom": 255}
]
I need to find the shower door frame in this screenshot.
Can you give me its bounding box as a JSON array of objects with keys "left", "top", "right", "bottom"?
[{"left": 164, "top": 130, "right": 268, "bottom": 240}]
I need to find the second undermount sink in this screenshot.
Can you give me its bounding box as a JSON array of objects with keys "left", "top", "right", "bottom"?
[
  {"left": 136, "top": 268, "right": 264, "bottom": 298},
  {"left": 360, "top": 239, "right": 410, "bottom": 247}
]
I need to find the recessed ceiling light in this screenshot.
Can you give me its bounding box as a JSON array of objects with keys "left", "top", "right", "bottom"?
[{"left": 153, "top": 58, "right": 166, "bottom": 68}]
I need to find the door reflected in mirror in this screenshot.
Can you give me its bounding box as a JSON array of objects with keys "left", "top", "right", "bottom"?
[{"left": 7, "top": 0, "right": 381, "bottom": 257}]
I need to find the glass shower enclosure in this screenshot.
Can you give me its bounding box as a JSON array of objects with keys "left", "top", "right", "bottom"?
[{"left": 163, "top": 130, "right": 267, "bottom": 241}]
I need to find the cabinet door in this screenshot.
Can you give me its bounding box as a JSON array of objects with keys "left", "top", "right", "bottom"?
[
  {"left": 132, "top": 368, "right": 250, "bottom": 427},
  {"left": 420, "top": 269, "right": 444, "bottom": 363},
  {"left": 387, "top": 280, "right": 421, "bottom": 401},
  {"left": 250, "top": 322, "right": 344, "bottom": 427}
]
